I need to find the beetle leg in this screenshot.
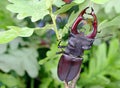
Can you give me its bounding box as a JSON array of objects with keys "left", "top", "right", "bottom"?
[
  {"left": 58, "top": 40, "right": 62, "bottom": 47},
  {"left": 58, "top": 40, "right": 65, "bottom": 48},
  {"left": 56, "top": 51, "right": 65, "bottom": 54},
  {"left": 58, "top": 46, "right": 66, "bottom": 48},
  {"left": 57, "top": 40, "right": 66, "bottom": 54}
]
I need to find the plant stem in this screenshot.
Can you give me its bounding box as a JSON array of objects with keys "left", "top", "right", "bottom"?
[
  {"left": 51, "top": 14, "right": 61, "bottom": 40},
  {"left": 50, "top": 7, "right": 60, "bottom": 41},
  {"left": 65, "top": 82, "right": 69, "bottom": 88},
  {"left": 69, "top": 68, "right": 81, "bottom": 88},
  {"left": 30, "top": 79, "right": 34, "bottom": 88}
]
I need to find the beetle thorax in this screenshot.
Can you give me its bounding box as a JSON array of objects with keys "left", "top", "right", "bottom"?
[{"left": 65, "top": 33, "right": 94, "bottom": 57}]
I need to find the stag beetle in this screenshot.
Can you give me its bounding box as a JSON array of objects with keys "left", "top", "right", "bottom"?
[{"left": 57, "top": 7, "right": 98, "bottom": 82}]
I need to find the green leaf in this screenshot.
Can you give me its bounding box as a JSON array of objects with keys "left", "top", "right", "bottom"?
[
  {"left": 54, "top": 0, "right": 85, "bottom": 14},
  {"left": 88, "top": 85, "right": 104, "bottom": 88},
  {"left": 0, "top": 48, "right": 39, "bottom": 78},
  {"left": 0, "top": 1, "right": 15, "bottom": 28},
  {"left": 73, "top": 0, "right": 85, "bottom": 4},
  {"left": 91, "top": 0, "right": 110, "bottom": 4},
  {"left": 98, "top": 16, "right": 120, "bottom": 30},
  {"left": 107, "top": 39, "right": 119, "bottom": 62},
  {"left": 39, "top": 78, "right": 52, "bottom": 88},
  {"left": 9, "top": 38, "right": 22, "bottom": 50},
  {"left": 104, "top": 0, "right": 120, "bottom": 13},
  {"left": 7, "top": 0, "right": 49, "bottom": 22},
  {"left": 96, "top": 43, "right": 107, "bottom": 72},
  {"left": 97, "top": 75, "right": 110, "bottom": 84},
  {"left": 7, "top": 26, "right": 34, "bottom": 37},
  {"left": 0, "top": 29, "right": 18, "bottom": 44},
  {"left": 106, "top": 81, "right": 120, "bottom": 88},
  {"left": 0, "top": 86, "right": 5, "bottom": 88},
  {"left": 0, "top": 72, "right": 25, "bottom": 88},
  {"left": 0, "top": 44, "right": 7, "bottom": 54},
  {"left": 54, "top": 3, "right": 75, "bottom": 14},
  {"left": 35, "top": 24, "right": 54, "bottom": 36},
  {"left": 107, "top": 69, "right": 120, "bottom": 80},
  {"left": 39, "top": 43, "right": 59, "bottom": 65},
  {"left": 89, "top": 58, "right": 96, "bottom": 75},
  {"left": 46, "top": 0, "right": 52, "bottom": 9},
  {"left": 0, "top": 26, "right": 35, "bottom": 44},
  {"left": 53, "top": 0, "right": 65, "bottom": 7},
  {"left": 51, "top": 67, "right": 58, "bottom": 79},
  {"left": 79, "top": 38, "right": 120, "bottom": 87}
]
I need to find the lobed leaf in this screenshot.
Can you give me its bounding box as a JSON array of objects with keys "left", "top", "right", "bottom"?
[
  {"left": 0, "top": 29, "right": 18, "bottom": 44},
  {"left": 0, "top": 72, "right": 25, "bottom": 88},
  {"left": 89, "top": 58, "right": 96, "bottom": 75},
  {"left": 53, "top": 0, "right": 65, "bottom": 7},
  {"left": 0, "top": 26, "right": 35, "bottom": 44},
  {"left": 39, "top": 43, "right": 58, "bottom": 65},
  {"left": 0, "top": 0, "right": 15, "bottom": 28},
  {"left": 0, "top": 48, "right": 39, "bottom": 78},
  {"left": 39, "top": 78, "right": 53, "bottom": 88},
  {"left": 106, "top": 69, "right": 120, "bottom": 80},
  {"left": 54, "top": 3, "right": 75, "bottom": 14},
  {"left": 98, "top": 16, "right": 120, "bottom": 31},
  {"left": 54, "top": 0, "right": 85, "bottom": 14},
  {"left": 7, "top": 26, "right": 34, "bottom": 37},
  {"left": 96, "top": 43, "right": 107, "bottom": 72},
  {"left": 0, "top": 44, "right": 7, "bottom": 54},
  {"left": 79, "top": 38, "right": 120, "bottom": 87},
  {"left": 104, "top": 0, "right": 120, "bottom": 13},
  {"left": 7, "top": 0, "right": 49, "bottom": 22},
  {"left": 106, "top": 81, "right": 120, "bottom": 88},
  {"left": 107, "top": 39, "right": 119, "bottom": 61}
]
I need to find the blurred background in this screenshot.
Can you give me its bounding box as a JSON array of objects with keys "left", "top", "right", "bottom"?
[{"left": 0, "top": 0, "right": 120, "bottom": 88}]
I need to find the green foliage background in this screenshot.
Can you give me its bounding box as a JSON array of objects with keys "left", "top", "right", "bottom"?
[{"left": 0, "top": 0, "right": 120, "bottom": 88}]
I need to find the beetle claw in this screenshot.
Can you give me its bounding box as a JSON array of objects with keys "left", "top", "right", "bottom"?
[
  {"left": 86, "top": 7, "right": 97, "bottom": 39},
  {"left": 71, "top": 7, "right": 89, "bottom": 34},
  {"left": 71, "top": 7, "right": 98, "bottom": 39}
]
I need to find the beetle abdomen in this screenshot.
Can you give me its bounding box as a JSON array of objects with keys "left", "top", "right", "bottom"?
[{"left": 57, "top": 54, "right": 83, "bottom": 82}]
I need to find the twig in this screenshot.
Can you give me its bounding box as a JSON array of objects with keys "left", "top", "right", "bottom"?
[
  {"left": 65, "top": 81, "right": 69, "bottom": 88},
  {"left": 64, "top": 68, "right": 81, "bottom": 88},
  {"left": 69, "top": 68, "right": 81, "bottom": 88}
]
